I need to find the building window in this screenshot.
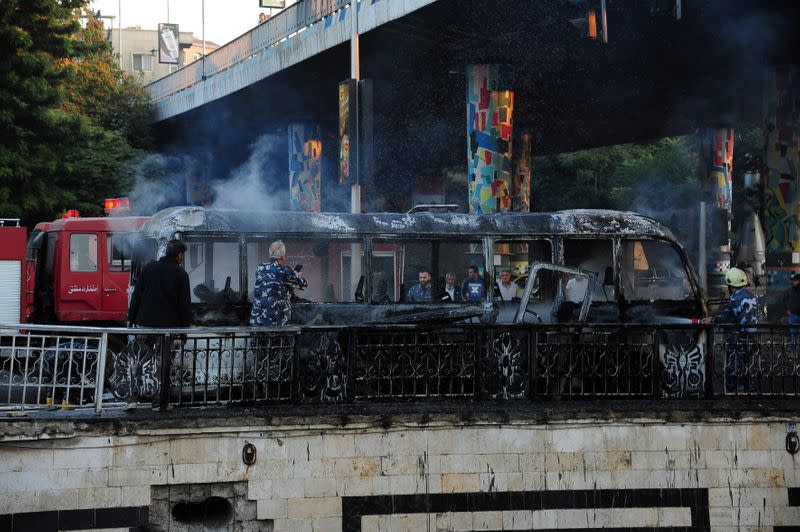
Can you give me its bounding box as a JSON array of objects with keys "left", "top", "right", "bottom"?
[
  {"left": 193, "top": 53, "right": 203, "bottom": 61},
  {"left": 132, "top": 53, "right": 153, "bottom": 72}
]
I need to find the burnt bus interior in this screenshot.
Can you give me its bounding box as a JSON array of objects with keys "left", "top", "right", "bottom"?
[{"left": 129, "top": 229, "right": 703, "bottom": 325}]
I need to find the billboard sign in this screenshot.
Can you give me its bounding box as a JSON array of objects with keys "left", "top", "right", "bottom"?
[
  {"left": 158, "top": 23, "right": 180, "bottom": 64},
  {"left": 259, "top": 0, "right": 286, "bottom": 8}
]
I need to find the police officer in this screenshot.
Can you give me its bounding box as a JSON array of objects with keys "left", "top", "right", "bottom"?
[
  {"left": 704, "top": 267, "right": 759, "bottom": 393},
  {"left": 250, "top": 240, "right": 308, "bottom": 326}
]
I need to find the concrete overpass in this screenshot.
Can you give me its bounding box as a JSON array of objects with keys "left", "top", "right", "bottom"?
[{"left": 145, "top": 0, "right": 799, "bottom": 214}]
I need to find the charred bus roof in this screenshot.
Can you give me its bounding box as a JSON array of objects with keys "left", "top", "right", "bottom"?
[{"left": 141, "top": 206, "right": 678, "bottom": 242}]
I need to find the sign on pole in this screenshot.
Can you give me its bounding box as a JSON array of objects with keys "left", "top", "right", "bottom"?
[
  {"left": 158, "top": 23, "right": 180, "bottom": 64},
  {"left": 259, "top": 0, "right": 286, "bottom": 8}
]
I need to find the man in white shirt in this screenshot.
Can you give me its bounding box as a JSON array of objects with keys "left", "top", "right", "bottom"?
[
  {"left": 442, "top": 272, "right": 461, "bottom": 302},
  {"left": 497, "top": 269, "right": 520, "bottom": 301},
  {"left": 565, "top": 275, "right": 589, "bottom": 303}
]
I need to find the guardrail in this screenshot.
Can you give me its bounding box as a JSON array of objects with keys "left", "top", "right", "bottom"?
[
  {"left": 147, "top": 0, "right": 351, "bottom": 102},
  {"left": 1, "top": 323, "right": 798, "bottom": 412}
]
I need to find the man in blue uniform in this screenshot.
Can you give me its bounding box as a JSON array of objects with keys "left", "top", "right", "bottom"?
[
  {"left": 705, "top": 267, "right": 759, "bottom": 393},
  {"left": 250, "top": 241, "right": 308, "bottom": 326}
]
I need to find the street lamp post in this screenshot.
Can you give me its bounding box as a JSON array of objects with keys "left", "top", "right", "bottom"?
[{"left": 351, "top": 0, "right": 360, "bottom": 214}]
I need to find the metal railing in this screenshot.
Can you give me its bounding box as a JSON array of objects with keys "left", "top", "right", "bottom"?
[
  {"left": 147, "top": 0, "right": 351, "bottom": 102},
  {"left": 1, "top": 323, "right": 798, "bottom": 412}
]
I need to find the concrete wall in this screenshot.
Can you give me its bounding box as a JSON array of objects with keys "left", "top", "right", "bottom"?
[
  {"left": 107, "top": 28, "right": 194, "bottom": 86},
  {"left": 0, "top": 416, "right": 799, "bottom": 531}
]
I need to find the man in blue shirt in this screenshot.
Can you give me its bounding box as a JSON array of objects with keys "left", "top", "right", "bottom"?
[
  {"left": 462, "top": 265, "right": 484, "bottom": 303},
  {"left": 250, "top": 240, "right": 308, "bottom": 326},
  {"left": 407, "top": 270, "right": 433, "bottom": 302}
]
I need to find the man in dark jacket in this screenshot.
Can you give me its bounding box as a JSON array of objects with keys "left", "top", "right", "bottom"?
[{"left": 128, "top": 239, "right": 192, "bottom": 327}]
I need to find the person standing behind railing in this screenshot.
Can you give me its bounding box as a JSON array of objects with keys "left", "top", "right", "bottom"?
[
  {"left": 783, "top": 273, "right": 800, "bottom": 353},
  {"left": 250, "top": 240, "right": 308, "bottom": 326},
  {"left": 127, "top": 239, "right": 192, "bottom": 328},
  {"left": 702, "top": 267, "right": 759, "bottom": 393}
]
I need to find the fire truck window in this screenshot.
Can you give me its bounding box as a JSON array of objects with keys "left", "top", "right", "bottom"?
[
  {"left": 185, "top": 241, "right": 240, "bottom": 304},
  {"left": 371, "top": 240, "right": 484, "bottom": 303},
  {"left": 564, "top": 239, "right": 613, "bottom": 302},
  {"left": 246, "top": 239, "right": 365, "bottom": 303},
  {"left": 620, "top": 240, "right": 692, "bottom": 302},
  {"left": 69, "top": 234, "right": 98, "bottom": 272},
  {"left": 107, "top": 235, "right": 132, "bottom": 272}
]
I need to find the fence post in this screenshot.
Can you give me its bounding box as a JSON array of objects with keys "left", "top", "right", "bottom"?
[
  {"left": 347, "top": 327, "right": 356, "bottom": 402},
  {"left": 705, "top": 324, "right": 715, "bottom": 398},
  {"left": 529, "top": 328, "right": 537, "bottom": 401},
  {"left": 94, "top": 332, "right": 109, "bottom": 414},
  {"left": 159, "top": 333, "right": 172, "bottom": 410}
]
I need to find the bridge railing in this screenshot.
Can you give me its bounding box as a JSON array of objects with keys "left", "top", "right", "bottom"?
[
  {"left": 0, "top": 323, "right": 798, "bottom": 412},
  {"left": 147, "top": 0, "right": 350, "bottom": 102}
]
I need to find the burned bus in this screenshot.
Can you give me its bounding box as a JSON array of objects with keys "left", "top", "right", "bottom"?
[{"left": 129, "top": 206, "right": 706, "bottom": 326}]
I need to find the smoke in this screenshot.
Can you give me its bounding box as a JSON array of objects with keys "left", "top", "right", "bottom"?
[
  {"left": 126, "top": 133, "right": 285, "bottom": 215},
  {"left": 209, "top": 133, "right": 282, "bottom": 212},
  {"left": 127, "top": 153, "right": 194, "bottom": 215}
]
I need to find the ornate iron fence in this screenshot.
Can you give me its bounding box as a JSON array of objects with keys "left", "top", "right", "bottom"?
[
  {"left": 1, "top": 323, "right": 798, "bottom": 411},
  {"left": 0, "top": 327, "right": 106, "bottom": 410},
  {"left": 710, "top": 325, "right": 799, "bottom": 397}
]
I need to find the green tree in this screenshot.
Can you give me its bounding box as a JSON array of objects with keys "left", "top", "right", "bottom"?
[{"left": 0, "top": 1, "right": 150, "bottom": 224}]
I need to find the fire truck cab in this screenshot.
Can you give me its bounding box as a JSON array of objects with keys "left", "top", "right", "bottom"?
[{"left": 26, "top": 215, "right": 148, "bottom": 324}]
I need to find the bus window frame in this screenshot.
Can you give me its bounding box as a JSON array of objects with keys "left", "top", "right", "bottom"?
[
  {"left": 515, "top": 262, "right": 596, "bottom": 324},
  {"left": 371, "top": 235, "right": 491, "bottom": 305},
  {"left": 618, "top": 236, "right": 701, "bottom": 304},
  {"left": 241, "top": 233, "right": 368, "bottom": 305}
]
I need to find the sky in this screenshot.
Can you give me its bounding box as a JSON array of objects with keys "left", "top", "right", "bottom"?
[{"left": 90, "top": 0, "right": 299, "bottom": 46}]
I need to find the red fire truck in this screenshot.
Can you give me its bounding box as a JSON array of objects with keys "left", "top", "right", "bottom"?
[{"left": 0, "top": 200, "right": 147, "bottom": 327}]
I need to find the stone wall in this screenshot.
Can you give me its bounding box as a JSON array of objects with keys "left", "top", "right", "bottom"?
[{"left": 0, "top": 415, "right": 799, "bottom": 531}]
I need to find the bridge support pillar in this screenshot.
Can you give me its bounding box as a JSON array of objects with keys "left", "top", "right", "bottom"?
[
  {"left": 763, "top": 65, "right": 800, "bottom": 311},
  {"left": 699, "top": 127, "right": 734, "bottom": 300},
  {"left": 763, "top": 65, "right": 800, "bottom": 257},
  {"left": 289, "top": 123, "right": 322, "bottom": 212},
  {"left": 467, "top": 64, "right": 515, "bottom": 214}
]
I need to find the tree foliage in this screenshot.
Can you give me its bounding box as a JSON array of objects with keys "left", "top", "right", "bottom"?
[
  {"left": 0, "top": 1, "right": 151, "bottom": 224},
  {"left": 533, "top": 137, "right": 699, "bottom": 214},
  {"left": 532, "top": 127, "right": 763, "bottom": 217}
]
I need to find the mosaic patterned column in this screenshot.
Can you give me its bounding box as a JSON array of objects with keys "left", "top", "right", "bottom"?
[
  {"left": 467, "top": 64, "right": 514, "bottom": 214},
  {"left": 512, "top": 131, "right": 532, "bottom": 213},
  {"left": 763, "top": 65, "right": 800, "bottom": 256},
  {"left": 289, "top": 123, "right": 322, "bottom": 212},
  {"left": 700, "top": 128, "right": 734, "bottom": 298}
]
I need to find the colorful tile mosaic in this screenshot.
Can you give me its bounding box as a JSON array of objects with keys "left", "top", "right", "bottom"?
[
  {"left": 700, "top": 128, "right": 735, "bottom": 278},
  {"left": 289, "top": 123, "right": 322, "bottom": 212},
  {"left": 467, "top": 64, "right": 514, "bottom": 214},
  {"left": 512, "top": 132, "right": 532, "bottom": 213},
  {"left": 338, "top": 79, "right": 356, "bottom": 185},
  {"left": 763, "top": 65, "right": 800, "bottom": 253}
]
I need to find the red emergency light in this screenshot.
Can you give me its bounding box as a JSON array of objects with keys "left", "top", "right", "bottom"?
[
  {"left": 62, "top": 209, "right": 80, "bottom": 219},
  {"left": 104, "top": 197, "right": 131, "bottom": 215}
]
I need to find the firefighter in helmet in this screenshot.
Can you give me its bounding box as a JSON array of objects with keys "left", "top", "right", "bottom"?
[{"left": 703, "top": 267, "right": 759, "bottom": 392}]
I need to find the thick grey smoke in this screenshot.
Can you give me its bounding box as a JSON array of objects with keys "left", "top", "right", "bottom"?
[
  {"left": 209, "top": 134, "right": 282, "bottom": 212},
  {"left": 127, "top": 153, "right": 195, "bottom": 215},
  {"left": 126, "top": 133, "right": 284, "bottom": 215}
]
